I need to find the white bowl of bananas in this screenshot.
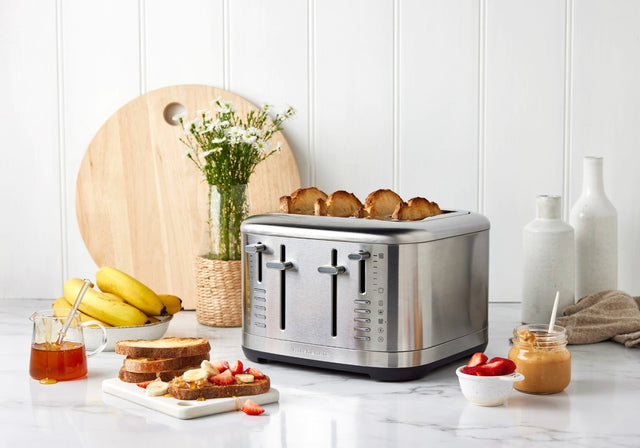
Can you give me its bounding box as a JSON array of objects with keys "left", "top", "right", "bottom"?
[
  {"left": 53, "top": 267, "right": 183, "bottom": 352},
  {"left": 84, "top": 315, "right": 173, "bottom": 351}
]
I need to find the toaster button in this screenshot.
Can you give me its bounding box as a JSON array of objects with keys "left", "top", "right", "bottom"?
[
  {"left": 354, "top": 317, "right": 371, "bottom": 323},
  {"left": 354, "top": 299, "right": 370, "bottom": 305},
  {"left": 354, "top": 309, "right": 371, "bottom": 314},
  {"left": 254, "top": 305, "right": 266, "bottom": 311},
  {"left": 254, "top": 322, "right": 266, "bottom": 328},
  {"left": 255, "top": 313, "right": 267, "bottom": 320},
  {"left": 354, "top": 336, "right": 371, "bottom": 341},
  {"left": 348, "top": 250, "right": 371, "bottom": 261},
  {"left": 354, "top": 326, "right": 371, "bottom": 332}
]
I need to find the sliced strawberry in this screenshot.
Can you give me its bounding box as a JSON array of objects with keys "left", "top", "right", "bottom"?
[
  {"left": 243, "top": 366, "right": 265, "bottom": 379},
  {"left": 212, "top": 359, "right": 229, "bottom": 373},
  {"left": 466, "top": 352, "right": 488, "bottom": 368},
  {"left": 461, "top": 365, "right": 483, "bottom": 376},
  {"left": 478, "top": 358, "right": 516, "bottom": 376},
  {"left": 241, "top": 399, "right": 265, "bottom": 415},
  {"left": 210, "top": 369, "right": 234, "bottom": 385},
  {"left": 136, "top": 379, "right": 158, "bottom": 389},
  {"left": 487, "top": 357, "right": 517, "bottom": 375},
  {"left": 229, "top": 360, "right": 244, "bottom": 375}
]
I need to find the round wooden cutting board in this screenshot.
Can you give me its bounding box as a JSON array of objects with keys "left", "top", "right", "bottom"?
[{"left": 76, "top": 84, "right": 300, "bottom": 310}]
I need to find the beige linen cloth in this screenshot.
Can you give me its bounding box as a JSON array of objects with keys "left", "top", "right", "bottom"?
[{"left": 555, "top": 290, "right": 640, "bottom": 347}]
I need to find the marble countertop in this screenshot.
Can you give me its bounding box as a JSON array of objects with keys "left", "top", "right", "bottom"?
[{"left": 3, "top": 298, "right": 638, "bottom": 447}]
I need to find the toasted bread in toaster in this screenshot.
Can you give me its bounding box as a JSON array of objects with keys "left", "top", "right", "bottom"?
[
  {"left": 392, "top": 197, "right": 443, "bottom": 221},
  {"left": 115, "top": 337, "right": 210, "bottom": 359},
  {"left": 280, "top": 187, "right": 328, "bottom": 215},
  {"left": 315, "top": 190, "right": 363, "bottom": 217},
  {"left": 359, "top": 189, "right": 403, "bottom": 220}
]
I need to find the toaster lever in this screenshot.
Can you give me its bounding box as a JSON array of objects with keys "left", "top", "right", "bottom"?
[
  {"left": 317, "top": 265, "right": 346, "bottom": 275},
  {"left": 245, "top": 243, "right": 266, "bottom": 253},
  {"left": 348, "top": 250, "right": 371, "bottom": 261},
  {"left": 266, "top": 261, "right": 293, "bottom": 271}
]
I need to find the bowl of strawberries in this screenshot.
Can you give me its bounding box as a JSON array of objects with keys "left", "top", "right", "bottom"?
[{"left": 456, "top": 352, "right": 524, "bottom": 407}]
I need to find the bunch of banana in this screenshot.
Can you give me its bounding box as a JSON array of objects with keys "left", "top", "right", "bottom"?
[{"left": 52, "top": 267, "right": 183, "bottom": 328}]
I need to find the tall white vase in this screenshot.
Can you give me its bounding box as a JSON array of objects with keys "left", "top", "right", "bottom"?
[
  {"left": 522, "top": 195, "right": 575, "bottom": 324},
  {"left": 570, "top": 156, "right": 618, "bottom": 300}
]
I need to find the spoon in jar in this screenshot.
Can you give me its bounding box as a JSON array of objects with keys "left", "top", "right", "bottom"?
[
  {"left": 56, "top": 278, "right": 93, "bottom": 345},
  {"left": 548, "top": 291, "right": 560, "bottom": 333}
]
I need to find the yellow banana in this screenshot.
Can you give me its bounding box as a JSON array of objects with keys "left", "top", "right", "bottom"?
[
  {"left": 101, "top": 292, "right": 126, "bottom": 303},
  {"left": 52, "top": 296, "right": 112, "bottom": 327},
  {"left": 95, "top": 266, "right": 165, "bottom": 316},
  {"left": 158, "top": 294, "right": 183, "bottom": 315},
  {"left": 64, "top": 278, "right": 149, "bottom": 327}
]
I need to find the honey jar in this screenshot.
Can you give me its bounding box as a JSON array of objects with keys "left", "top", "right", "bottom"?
[{"left": 508, "top": 324, "right": 571, "bottom": 394}]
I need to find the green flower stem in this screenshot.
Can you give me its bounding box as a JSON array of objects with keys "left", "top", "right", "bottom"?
[{"left": 206, "top": 184, "right": 248, "bottom": 261}]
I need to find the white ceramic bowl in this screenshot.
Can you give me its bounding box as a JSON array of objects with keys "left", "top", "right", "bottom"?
[
  {"left": 84, "top": 315, "right": 172, "bottom": 352},
  {"left": 456, "top": 366, "right": 524, "bottom": 407}
]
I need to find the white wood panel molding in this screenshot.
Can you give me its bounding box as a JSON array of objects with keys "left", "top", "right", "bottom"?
[
  {"left": 313, "top": 0, "right": 394, "bottom": 200},
  {"left": 144, "top": 0, "right": 225, "bottom": 90},
  {"left": 61, "top": 0, "right": 142, "bottom": 283},
  {"left": 484, "top": 0, "right": 567, "bottom": 301},
  {"left": 227, "top": 0, "right": 310, "bottom": 187},
  {"left": 0, "top": 0, "right": 61, "bottom": 297},
  {"left": 398, "top": 0, "right": 480, "bottom": 212},
  {"left": 571, "top": 0, "right": 640, "bottom": 295}
]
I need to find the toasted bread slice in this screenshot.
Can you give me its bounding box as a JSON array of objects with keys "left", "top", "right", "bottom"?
[
  {"left": 392, "top": 197, "right": 442, "bottom": 220},
  {"left": 168, "top": 375, "right": 270, "bottom": 400},
  {"left": 363, "top": 189, "right": 403, "bottom": 219},
  {"left": 115, "top": 337, "right": 210, "bottom": 359},
  {"left": 118, "top": 366, "right": 199, "bottom": 383},
  {"left": 122, "top": 353, "right": 210, "bottom": 373},
  {"left": 280, "top": 187, "right": 327, "bottom": 215},
  {"left": 316, "top": 190, "right": 363, "bottom": 217}
]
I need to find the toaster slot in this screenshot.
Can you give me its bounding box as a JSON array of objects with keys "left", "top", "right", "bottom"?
[
  {"left": 348, "top": 250, "right": 370, "bottom": 294},
  {"left": 265, "top": 244, "right": 293, "bottom": 330},
  {"left": 317, "top": 248, "right": 347, "bottom": 338},
  {"left": 331, "top": 249, "right": 338, "bottom": 337}
]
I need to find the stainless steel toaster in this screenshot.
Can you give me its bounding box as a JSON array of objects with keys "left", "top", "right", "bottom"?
[{"left": 240, "top": 210, "right": 490, "bottom": 381}]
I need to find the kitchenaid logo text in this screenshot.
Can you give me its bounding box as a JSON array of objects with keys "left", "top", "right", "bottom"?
[{"left": 290, "top": 344, "right": 329, "bottom": 359}]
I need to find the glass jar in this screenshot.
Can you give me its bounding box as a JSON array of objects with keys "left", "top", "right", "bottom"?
[{"left": 508, "top": 324, "right": 571, "bottom": 394}]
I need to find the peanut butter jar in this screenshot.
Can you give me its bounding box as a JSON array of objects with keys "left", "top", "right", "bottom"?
[{"left": 508, "top": 324, "right": 571, "bottom": 394}]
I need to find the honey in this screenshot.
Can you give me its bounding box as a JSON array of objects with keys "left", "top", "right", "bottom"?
[
  {"left": 29, "top": 341, "right": 88, "bottom": 381},
  {"left": 508, "top": 324, "right": 571, "bottom": 394}
]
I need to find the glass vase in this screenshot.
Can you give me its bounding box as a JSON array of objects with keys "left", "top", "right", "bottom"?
[{"left": 201, "top": 184, "right": 250, "bottom": 261}]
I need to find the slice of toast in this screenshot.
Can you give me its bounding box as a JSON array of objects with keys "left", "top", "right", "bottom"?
[
  {"left": 115, "top": 337, "right": 210, "bottom": 359},
  {"left": 168, "top": 375, "right": 270, "bottom": 400},
  {"left": 118, "top": 366, "right": 199, "bottom": 383},
  {"left": 122, "top": 353, "right": 210, "bottom": 373}
]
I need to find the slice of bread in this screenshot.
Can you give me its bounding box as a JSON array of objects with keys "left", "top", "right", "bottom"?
[
  {"left": 118, "top": 366, "right": 200, "bottom": 383},
  {"left": 115, "top": 337, "right": 210, "bottom": 358},
  {"left": 122, "top": 353, "right": 210, "bottom": 373},
  {"left": 168, "top": 376, "right": 270, "bottom": 400}
]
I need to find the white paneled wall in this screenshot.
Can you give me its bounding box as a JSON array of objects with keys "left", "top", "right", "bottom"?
[{"left": 2, "top": 0, "right": 639, "bottom": 301}]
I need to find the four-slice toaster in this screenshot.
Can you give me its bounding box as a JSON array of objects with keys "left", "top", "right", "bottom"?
[{"left": 241, "top": 210, "right": 490, "bottom": 381}]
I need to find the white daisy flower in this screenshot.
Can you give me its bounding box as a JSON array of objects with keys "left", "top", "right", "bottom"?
[{"left": 172, "top": 112, "right": 187, "bottom": 122}]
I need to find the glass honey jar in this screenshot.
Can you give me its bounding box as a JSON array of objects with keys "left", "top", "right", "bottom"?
[{"left": 508, "top": 324, "right": 571, "bottom": 394}]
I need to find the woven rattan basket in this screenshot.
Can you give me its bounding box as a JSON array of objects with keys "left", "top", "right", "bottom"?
[{"left": 194, "top": 256, "right": 242, "bottom": 327}]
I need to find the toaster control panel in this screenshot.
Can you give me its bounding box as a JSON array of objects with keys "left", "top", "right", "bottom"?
[{"left": 350, "top": 249, "right": 388, "bottom": 346}]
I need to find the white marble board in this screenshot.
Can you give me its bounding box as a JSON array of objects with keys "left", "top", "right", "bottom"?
[{"left": 102, "top": 378, "right": 279, "bottom": 420}]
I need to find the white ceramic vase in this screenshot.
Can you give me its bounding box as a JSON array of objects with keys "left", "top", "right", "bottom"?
[
  {"left": 522, "top": 195, "right": 575, "bottom": 324},
  {"left": 570, "top": 156, "right": 618, "bottom": 300}
]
